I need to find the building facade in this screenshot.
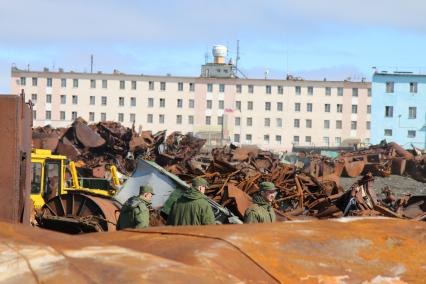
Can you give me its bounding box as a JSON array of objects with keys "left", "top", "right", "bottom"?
[
  {"left": 371, "top": 71, "right": 426, "bottom": 149},
  {"left": 11, "top": 67, "right": 371, "bottom": 151}
]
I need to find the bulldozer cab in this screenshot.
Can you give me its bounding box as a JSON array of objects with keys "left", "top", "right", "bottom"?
[{"left": 31, "top": 149, "right": 67, "bottom": 209}]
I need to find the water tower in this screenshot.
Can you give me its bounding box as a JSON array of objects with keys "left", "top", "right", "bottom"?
[{"left": 212, "top": 45, "right": 228, "bottom": 64}]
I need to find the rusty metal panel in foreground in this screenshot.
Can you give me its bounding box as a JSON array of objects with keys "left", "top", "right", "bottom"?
[
  {"left": 0, "top": 219, "right": 425, "bottom": 283},
  {"left": 0, "top": 93, "right": 32, "bottom": 223}
]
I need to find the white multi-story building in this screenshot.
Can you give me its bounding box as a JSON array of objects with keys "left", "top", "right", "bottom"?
[{"left": 11, "top": 47, "right": 371, "bottom": 151}]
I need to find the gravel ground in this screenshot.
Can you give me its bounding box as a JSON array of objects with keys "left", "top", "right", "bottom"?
[{"left": 340, "top": 175, "right": 426, "bottom": 198}]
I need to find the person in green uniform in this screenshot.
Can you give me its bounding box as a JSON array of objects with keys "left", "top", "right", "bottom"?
[
  {"left": 167, "top": 177, "right": 215, "bottom": 226},
  {"left": 244, "top": 181, "right": 277, "bottom": 223},
  {"left": 116, "top": 185, "right": 154, "bottom": 230}
]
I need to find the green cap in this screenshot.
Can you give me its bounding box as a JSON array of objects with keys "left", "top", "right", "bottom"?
[
  {"left": 192, "top": 177, "right": 209, "bottom": 189},
  {"left": 260, "top": 182, "right": 277, "bottom": 191},
  {"left": 139, "top": 185, "right": 154, "bottom": 195}
]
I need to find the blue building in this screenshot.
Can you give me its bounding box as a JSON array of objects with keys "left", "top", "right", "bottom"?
[{"left": 371, "top": 71, "right": 426, "bottom": 149}]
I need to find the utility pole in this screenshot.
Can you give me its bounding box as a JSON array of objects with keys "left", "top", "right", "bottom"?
[{"left": 90, "top": 54, "right": 93, "bottom": 73}]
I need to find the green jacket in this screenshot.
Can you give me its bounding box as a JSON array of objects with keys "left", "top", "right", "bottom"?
[
  {"left": 116, "top": 196, "right": 150, "bottom": 230},
  {"left": 167, "top": 187, "right": 215, "bottom": 226},
  {"left": 244, "top": 194, "right": 276, "bottom": 224}
]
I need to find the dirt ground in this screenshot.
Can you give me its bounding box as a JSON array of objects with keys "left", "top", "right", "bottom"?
[{"left": 340, "top": 175, "right": 426, "bottom": 198}]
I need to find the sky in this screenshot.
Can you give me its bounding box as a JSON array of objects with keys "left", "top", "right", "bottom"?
[{"left": 1, "top": 0, "right": 426, "bottom": 93}]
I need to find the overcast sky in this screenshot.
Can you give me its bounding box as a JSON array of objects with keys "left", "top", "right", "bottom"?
[{"left": 1, "top": 0, "right": 426, "bottom": 93}]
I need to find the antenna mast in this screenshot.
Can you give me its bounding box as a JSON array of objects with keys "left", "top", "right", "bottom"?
[{"left": 90, "top": 54, "right": 94, "bottom": 73}]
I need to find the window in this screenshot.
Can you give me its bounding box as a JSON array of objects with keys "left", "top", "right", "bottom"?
[
  {"left": 324, "top": 104, "right": 330, "bottom": 112},
  {"left": 337, "top": 104, "right": 343, "bottom": 113},
  {"left": 219, "top": 100, "right": 224, "bottom": 109},
  {"left": 45, "top": 111, "right": 51, "bottom": 120},
  {"left": 293, "top": 136, "right": 300, "bottom": 145},
  {"left": 336, "top": 120, "right": 342, "bottom": 129},
  {"left": 47, "top": 78, "right": 52, "bottom": 87},
  {"left": 366, "top": 121, "right": 371, "bottom": 130},
  {"left": 335, "top": 137, "right": 341, "bottom": 146},
  {"left": 275, "top": 135, "right": 282, "bottom": 144},
  {"left": 61, "top": 78, "right": 66, "bottom": 88},
  {"left": 73, "top": 79, "right": 78, "bottom": 88},
  {"left": 305, "top": 136, "right": 311, "bottom": 143},
  {"left": 367, "top": 105, "right": 371, "bottom": 114},
  {"left": 323, "top": 136, "right": 330, "bottom": 146},
  {"left": 31, "top": 93, "right": 37, "bottom": 103},
  {"left": 90, "top": 96, "right": 95, "bottom": 105},
  {"left": 72, "top": 95, "right": 78, "bottom": 105},
  {"left": 207, "top": 84, "right": 213, "bottom": 92},
  {"left": 264, "top": 118, "right": 271, "bottom": 127},
  {"left": 351, "top": 121, "right": 357, "bottom": 130},
  {"left": 176, "top": 115, "right": 182, "bottom": 124},
  {"left": 246, "top": 134, "right": 252, "bottom": 143},
  {"left": 337, "top": 87, "right": 343, "bottom": 96},
  {"left": 147, "top": 114, "right": 153, "bottom": 123},
  {"left": 368, "top": 88, "right": 371, "bottom": 97},
  {"left": 177, "top": 99, "right": 183, "bottom": 108},
  {"left": 178, "top": 82, "right": 183, "bottom": 91},
  {"left": 20, "top": 77, "right": 26, "bottom": 86},
  {"left": 101, "top": 113, "right": 106, "bottom": 122},
  {"left": 159, "top": 114, "right": 165, "bottom": 124},
  {"left": 33, "top": 110, "right": 36, "bottom": 120},
  {"left": 266, "top": 85, "right": 271, "bottom": 94},
  {"left": 235, "top": 117, "right": 241, "bottom": 126},
  {"left": 188, "top": 115, "right": 194, "bottom": 124},
  {"left": 408, "top": 107, "right": 417, "bottom": 119},
  {"left": 276, "top": 118, "right": 283, "bottom": 128},
  {"left": 130, "top": 113, "right": 135, "bottom": 122},
  {"left": 148, "top": 98, "right": 154, "bottom": 107},
  {"left": 295, "top": 103, "right": 301, "bottom": 112},
  {"left": 160, "top": 98, "right": 165, "bottom": 108},
  {"left": 264, "top": 135, "right": 270, "bottom": 143},
  {"left": 386, "top": 82, "right": 394, "bottom": 93},
  {"left": 160, "top": 82, "right": 166, "bottom": 91},
  {"left": 149, "top": 81, "right": 154, "bottom": 90},
  {"left": 234, "top": 134, "right": 240, "bottom": 143},
  {"left": 236, "top": 84, "right": 242, "bottom": 93},
  {"left": 352, "top": 104, "right": 358, "bottom": 114},
  {"left": 205, "top": 116, "right": 211, "bottom": 125},
  {"left": 32, "top": 77, "right": 38, "bottom": 86},
  {"left": 384, "top": 129, "right": 392, "bottom": 136},
  {"left": 217, "top": 116, "right": 223, "bottom": 125},
  {"left": 60, "top": 111, "right": 65, "bottom": 120},
  {"left": 130, "top": 97, "right": 136, "bottom": 107},
  {"left": 89, "top": 112, "right": 95, "bottom": 122},
  {"left": 307, "top": 86, "right": 313, "bottom": 95},
  {"left": 295, "top": 86, "right": 301, "bottom": 95},
  {"left": 118, "top": 113, "right": 124, "bottom": 122},
  {"left": 247, "top": 101, "right": 253, "bottom": 110},
  {"left": 235, "top": 101, "right": 241, "bottom": 110},
  {"left": 119, "top": 97, "right": 124, "bottom": 106},
  {"left": 306, "top": 119, "right": 312, "bottom": 128},
  {"left": 46, "top": 94, "right": 52, "bottom": 104},
  {"left": 101, "top": 96, "right": 107, "bottom": 106},
  {"left": 324, "top": 120, "right": 330, "bottom": 129},
  {"left": 246, "top": 117, "right": 253, "bottom": 126},
  {"left": 102, "top": 80, "right": 107, "bottom": 89},
  {"left": 352, "top": 88, "right": 358, "bottom": 97},
  {"left": 90, "top": 79, "right": 96, "bottom": 88},
  {"left": 294, "top": 119, "right": 300, "bottom": 128},
  {"left": 325, "top": 87, "right": 331, "bottom": 96},
  {"left": 278, "top": 86, "right": 283, "bottom": 95},
  {"left": 307, "top": 103, "right": 313, "bottom": 112},
  {"left": 408, "top": 130, "right": 416, "bottom": 138},
  {"left": 410, "top": 82, "right": 417, "bottom": 93},
  {"left": 131, "top": 81, "right": 137, "bottom": 90},
  {"left": 265, "top": 102, "right": 271, "bottom": 111},
  {"left": 206, "top": 100, "right": 212, "bottom": 109},
  {"left": 189, "top": 99, "right": 194, "bottom": 108},
  {"left": 248, "top": 85, "right": 254, "bottom": 93},
  {"left": 277, "top": 102, "right": 283, "bottom": 111},
  {"left": 385, "top": 106, "right": 393, "bottom": 117},
  {"left": 120, "top": 80, "right": 125, "bottom": 90},
  {"left": 189, "top": 82, "right": 195, "bottom": 92},
  {"left": 72, "top": 111, "right": 77, "bottom": 120},
  {"left": 60, "top": 95, "right": 66, "bottom": 104},
  {"left": 219, "top": 84, "right": 225, "bottom": 92}
]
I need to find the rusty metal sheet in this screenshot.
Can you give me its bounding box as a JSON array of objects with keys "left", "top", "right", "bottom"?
[
  {"left": 343, "top": 159, "right": 365, "bottom": 177},
  {"left": 1, "top": 219, "right": 425, "bottom": 283},
  {"left": 73, "top": 119, "right": 106, "bottom": 148},
  {"left": 227, "top": 184, "right": 252, "bottom": 217}
]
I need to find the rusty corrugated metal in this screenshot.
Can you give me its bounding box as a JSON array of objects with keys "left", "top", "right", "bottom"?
[{"left": 0, "top": 219, "right": 425, "bottom": 283}]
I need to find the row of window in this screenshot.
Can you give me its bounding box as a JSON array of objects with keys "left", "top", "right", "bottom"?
[
  {"left": 384, "top": 129, "right": 417, "bottom": 138},
  {"left": 31, "top": 93, "right": 138, "bottom": 107},
  {"left": 384, "top": 106, "right": 417, "bottom": 119},
  {"left": 385, "top": 81, "right": 419, "bottom": 93},
  {"left": 33, "top": 110, "right": 136, "bottom": 123},
  {"left": 233, "top": 134, "right": 346, "bottom": 146}
]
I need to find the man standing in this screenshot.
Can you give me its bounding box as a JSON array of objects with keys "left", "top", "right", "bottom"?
[
  {"left": 244, "top": 182, "right": 277, "bottom": 223},
  {"left": 167, "top": 177, "right": 215, "bottom": 226},
  {"left": 116, "top": 185, "right": 154, "bottom": 230}
]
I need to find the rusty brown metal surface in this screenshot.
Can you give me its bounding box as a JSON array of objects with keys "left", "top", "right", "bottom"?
[
  {"left": 0, "top": 219, "right": 425, "bottom": 283},
  {"left": 0, "top": 92, "right": 32, "bottom": 224}
]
